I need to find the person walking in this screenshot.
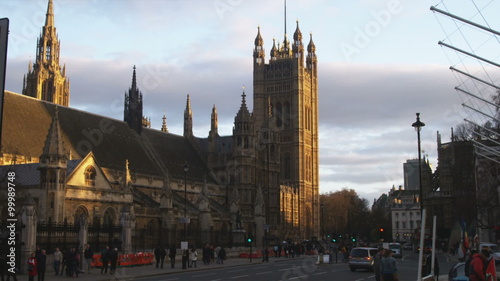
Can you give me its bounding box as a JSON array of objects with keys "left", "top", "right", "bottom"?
[
  {"left": 109, "top": 248, "right": 118, "bottom": 275},
  {"left": 218, "top": 247, "right": 226, "bottom": 264},
  {"left": 380, "top": 249, "right": 398, "bottom": 281},
  {"left": 84, "top": 244, "right": 94, "bottom": 274},
  {"left": 154, "top": 246, "right": 166, "bottom": 269},
  {"left": 27, "top": 253, "right": 38, "bottom": 281},
  {"left": 189, "top": 248, "right": 198, "bottom": 268},
  {"left": 100, "top": 246, "right": 110, "bottom": 274},
  {"left": 469, "top": 249, "right": 489, "bottom": 281},
  {"left": 53, "top": 248, "right": 63, "bottom": 276},
  {"left": 36, "top": 249, "right": 47, "bottom": 281},
  {"left": 168, "top": 245, "right": 176, "bottom": 268},
  {"left": 373, "top": 247, "right": 384, "bottom": 281}
]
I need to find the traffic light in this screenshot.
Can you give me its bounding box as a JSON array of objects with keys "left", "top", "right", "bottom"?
[{"left": 247, "top": 233, "right": 253, "bottom": 244}]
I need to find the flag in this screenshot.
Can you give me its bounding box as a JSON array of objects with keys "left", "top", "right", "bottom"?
[
  {"left": 448, "top": 221, "right": 461, "bottom": 251},
  {"left": 486, "top": 257, "right": 496, "bottom": 281},
  {"left": 461, "top": 219, "right": 469, "bottom": 253}
]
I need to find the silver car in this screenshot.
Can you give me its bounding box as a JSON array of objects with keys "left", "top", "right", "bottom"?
[{"left": 348, "top": 247, "right": 378, "bottom": 272}]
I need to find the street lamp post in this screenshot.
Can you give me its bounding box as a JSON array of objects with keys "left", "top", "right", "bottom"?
[
  {"left": 411, "top": 113, "right": 425, "bottom": 216},
  {"left": 182, "top": 162, "right": 189, "bottom": 270}
]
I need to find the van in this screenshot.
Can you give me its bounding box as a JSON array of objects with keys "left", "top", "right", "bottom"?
[
  {"left": 348, "top": 247, "right": 378, "bottom": 272},
  {"left": 388, "top": 243, "right": 402, "bottom": 258}
]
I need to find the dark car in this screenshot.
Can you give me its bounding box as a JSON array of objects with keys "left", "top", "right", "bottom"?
[
  {"left": 448, "top": 262, "right": 469, "bottom": 281},
  {"left": 348, "top": 247, "right": 378, "bottom": 272}
]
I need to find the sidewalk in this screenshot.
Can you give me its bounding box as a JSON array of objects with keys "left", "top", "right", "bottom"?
[{"left": 45, "top": 256, "right": 303, "bottom": 281}]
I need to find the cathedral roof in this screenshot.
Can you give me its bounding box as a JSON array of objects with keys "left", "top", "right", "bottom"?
[
  {"left": 0, "top": 160, "right": 80, "bottom": 186},
  {"left": 1, "top": 91, "right": 217, "bottom": 184}
]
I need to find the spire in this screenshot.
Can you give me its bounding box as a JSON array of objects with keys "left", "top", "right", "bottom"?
[
  {"left": 307, "top": 32, "right": 316, "bottom": 53},
  {"left": 184, "top": 94, "right": 193, "bottom": 137},
  {"left": 124, "top": 66, "right": 144, "bottom": 134},
  {"left": 293, "top": 20, "right": 302, "bottom": 42},
  {"left": 210, "top": 104, "right": 218, "bottom": 135},
  {"left": 45, "top": 0, "right": 54, "bottom": 27},
  {"left": 254, "top": 26, "right": 264, "bottom": 47},
  {"left": 254, "top": 26, "right": 265, "bottom": 65},
  {"left": 235, "top": 86, "right": 250, "bottom": 121},
  {"left": 42, "top": 106, "right": 66, "bottom": 158},
  {"left": 23, "top": 0, "right": 70, "bottom": 106},
  {"left": 131, "top": 65, "right": 138, "bottom": 91},
  {"left": 270, "top": 38, "right": 278, "bottom": 60},
  {"left": 161, "top": 111, "right": 168, "bottom": 133}
]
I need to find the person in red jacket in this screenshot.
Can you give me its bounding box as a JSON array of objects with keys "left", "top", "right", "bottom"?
[
  {"left": 27, "top": 253, "right": 38, "bottom": 281},
  {"left": 469, "top": 249, "right": 489, "bottom": 281}
]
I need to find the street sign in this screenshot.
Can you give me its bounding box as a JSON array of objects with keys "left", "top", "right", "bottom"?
[
  {"left": 179, "top": 217, "right": 190, "bottom": 224},
  {"left": 263, "top": 224, "right": 269, "bottom": 230},
  {"left": 0, "top": 18, "right": 9, "bottom": 147}
]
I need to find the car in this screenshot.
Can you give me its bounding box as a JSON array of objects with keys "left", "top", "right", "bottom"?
[
  {"left": 388, "top": 243, "right": 402, "bottom": 258},
  {"left": 448, "top": 262, "right": 469, "bottom": 281},
  {"left": 348, "top": 247, "right": 378, "bottom": 272}
]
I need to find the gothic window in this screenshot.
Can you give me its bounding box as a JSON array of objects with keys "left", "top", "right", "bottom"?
[
  {"left": 284, "top": 102, "right": 291, "bottom": 128},
  {"left": 147, "top": 220, "right": 156, "bottom": 236},
  {"left": 85, "top": 166, "right": 96, "bottom": 186},
  {"left": 275, "top": 102, "right": 282, "bottom": 127},
  {"left": 46, "top": 44, "right": 51, "bottom": 60},
  {"left": 282, "top": 153, "right": 291, "bottom": 180},
  {"left": 59, "top": 170, "right": 65, "bottom": 184},
  {"left": 103, "top": 208, "right": 115, "bottom": 228},
  {"left": 74, "top": 206, "right": 88, "bottom": 225},
  {"left": 244, "top": 136, "right": 249, "bottom": 148},
  {"left": 49, "top": 170, "right": 57, "bottom": 183}
]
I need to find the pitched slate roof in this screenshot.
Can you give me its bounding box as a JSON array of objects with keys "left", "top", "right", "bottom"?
[
  {"left": 0, "top": 159, "right": 81, "bottom": 186},
  {"left": 1, "top": 91, "right": 218, "bottom": 184}
]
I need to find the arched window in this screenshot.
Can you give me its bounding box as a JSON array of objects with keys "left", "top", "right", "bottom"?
[
  {"left": 282, "top": 153, "right": 291, "bottom": 180},
  {"left": 275, "top": 102, "right": 282, "bottom": 127},
  {"left": 103, "top": 208, "right": 115, "bottom": 228},
  {"left": 49, "top": 170, "right": 57, "bottom": 183},
  {"left": 284, "top": 102, "right": 291, "bottom": 128},
  {"left": 85, "top": 166, "right": 96, "bottom": 186}
]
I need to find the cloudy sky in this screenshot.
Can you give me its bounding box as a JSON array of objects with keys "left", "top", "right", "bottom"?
[{"left": 2, "top": 0, "right": 499, "bottom": 203}]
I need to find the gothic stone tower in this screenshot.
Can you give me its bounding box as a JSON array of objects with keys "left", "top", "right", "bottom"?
[
  {"left": 38, "top": 108, "right": 68, "bottom": 223},
  {"left": 22, "top": 0, "right": 70, "bottom": 107},
  {"left": 253, "top": 21, "right": 320, "bottom": 239},
  {"left": 124, "top": 66, "right": 144, "bottom": 134}
]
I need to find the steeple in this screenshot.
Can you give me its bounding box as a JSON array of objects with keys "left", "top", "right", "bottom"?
[
  {"left": 184, "top": 94, "right": 193, "bottom": 137},
  {"left": 45, "top": 0, "right": 54, "bottom": 27},
  {"left": 210, "top": 105, "right": 218, "bottom": 137},
  {"left": 23, "top": 0, "right": 70, "bottom": 106},
  {"left": 39, "top": 106, "right": 68, "bottom": 223},
  {"left": 161, "top": 111, "right": 168, "bottom": 133},
  {"left": 40, "top": 106, "right": 67, "bottom": 166},
  {"left": 306, "top": 33, "right": 317, "bottom": 73},
  {"left": 292, "top": 20, "right": 304, "bottom": 61},
  {"left": 124, "top": 66, "right": 144, "bottom": 134},
  {"left": 253, "top": 26, "right": 265, "bottom": 65}
]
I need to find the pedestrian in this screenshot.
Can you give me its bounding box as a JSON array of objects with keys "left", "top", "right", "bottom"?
[
  {"left": 100, "top": 246, "right": 110, "bottom": 274},
  {"left": 380, "top": 249, "right": 398, "bottom": 281},
  {"left": 53, "top": 248, "right": 63, "bottom": 275},
  {"left": 109, "top": 248, "right": 118, "bottom": 275},
  {"left": 154, "top": 245, "right": 166, "bottom": 269},
  {"left": 214, "top": 246, "right": 221, "bottom": 264},
  {"left": 36, "top": 249, "right": 47, "bottom": 281},
  {"left": 202, "top": 244, "right": 210, "bottom": 265},
  {"left": 373, "top": 247, "right": 384, "bottom": 281},
  {"left": 71, "top": 247, "right": 79, "bottom": 277},
  {"left": 262, "top": 247, "right": 269, "bottom": 262},
  {"left": 190, "top": 247, "right": 198, "bottom": 268},
  {"left": 469, "top": 249, "right": 489, "bottom": 281},
  {"left": 168, "top": 245, "right": 176, "bottom": 268},
  {"left": 218, "top": 247, "right": 226, "bottom": 264},
  {"left": 27, "top": 253, "right": 38, "bottom": 281},
  {"left": 84, "top": 244, "right": 94, "bottom": 274}
]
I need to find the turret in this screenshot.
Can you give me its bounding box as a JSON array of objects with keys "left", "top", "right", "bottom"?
[
  {"left": 39, "top": 107, "right": 67, "bottom": 223},
  {"left": 253, "top": 26, "right": 265, "bottom": 65},
  {"left": 184, "top": 94, "right": 193, "bottom": 138},
  {"left": 124, "top": 66, "right": 144, "bottom": 134}
]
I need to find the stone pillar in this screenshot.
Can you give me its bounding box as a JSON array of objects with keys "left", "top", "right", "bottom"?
[
  {"left": 120, "top": 205, "right": 135, "bottom": 254},
  {"left": 21, "top": 196, "right": 37, "bottom": 274},
  {"left": 78, "top": 214, "right": 88, "bottom": 270}
]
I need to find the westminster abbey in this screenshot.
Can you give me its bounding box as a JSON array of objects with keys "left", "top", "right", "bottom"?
[{"left": 0, "top": 0, "right": 320, "bottom": 252}]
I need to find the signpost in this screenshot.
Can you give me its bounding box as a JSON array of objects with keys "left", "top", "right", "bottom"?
[{"left": 0, "top": 18, "right": 9, "bottom": 146}]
